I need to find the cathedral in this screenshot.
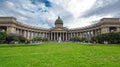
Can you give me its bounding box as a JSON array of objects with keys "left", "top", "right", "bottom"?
[{"left": 0, "top": 16, "right": 120, "bottom": 41}]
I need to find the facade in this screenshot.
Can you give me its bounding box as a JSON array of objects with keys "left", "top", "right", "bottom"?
[{"left": 0, "top": 16, "right": 120, "bottom": 41}]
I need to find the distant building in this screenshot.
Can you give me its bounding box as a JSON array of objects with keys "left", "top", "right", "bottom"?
[{"left": 0, "top": 16, "right": 120, "bottom": 41}]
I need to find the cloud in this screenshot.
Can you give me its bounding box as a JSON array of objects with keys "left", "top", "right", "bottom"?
[
  {"left": 0, "top": 0, "right": 119, "bottom": 28},
  {"left": 81, "top": 0, "right": 120, "bottom": 18}
]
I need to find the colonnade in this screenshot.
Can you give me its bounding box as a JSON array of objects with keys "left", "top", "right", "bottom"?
[
  {"left": 2, "top": 26, "right": 120, "bottom": 41},
  {"left": 16, "top": 28, "right": 48, "bottom": 39},
  {"left": 69, "top": 28, "right": 101, "bottom": 40},
  {"left": 49, "top": 28, "right": 102, "bottom": 41},
  {"left": 50, "top": 32, "right": 68, "bottom": 41},
  {"left": 0, "top": 17, "right": 120, "bottom": 41}
]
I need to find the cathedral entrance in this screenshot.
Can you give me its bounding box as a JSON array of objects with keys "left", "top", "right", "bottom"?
[
  {"left": 50, "top": 32, "right": 68, "bottom": 41},
  {"left": 49, "top": 16, "right": 68, "bottom": 41}
]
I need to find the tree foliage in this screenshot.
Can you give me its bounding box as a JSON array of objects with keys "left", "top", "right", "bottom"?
[
  {"left": 6, "top": 33, "right": 27, "bottom": 43},
  {"left": 0, "top": 32, "right": 7, "bottom": 40},
  {"left": 32, "top": 36, "right": 48, "bottom": 41},
  {"left": 70, "top": 36, "right": 86, "bottom": 42},
  {"left": 92, "top": 32, "right": 120, "bottom": 44},
  {"left": 0, "top": 32, "right": 7, "bottom": 43}
]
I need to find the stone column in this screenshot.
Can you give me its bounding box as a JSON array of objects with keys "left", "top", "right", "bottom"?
[
  {"left": 74, "top": 32, "right": 75, "bottom": 37},
  {"left": 92, "top": 30, "right": 94, "bottom": 37},
  {"left": 96, "top": 29, "right": 98, "bottom": 35},
  {"left": 22, "top": 30, "right": 24, "bottom": 37},
  {"left": 28, "top": 31, "right": 30, "bottom": 39},
  {"left": 34, "top": 32, "right": 37, "bottom": 37},
  {"left": 40, "top": 32, "right": 42, "bottom": 37},
  {"left": 17, "top": 29, "right": 19, "bottom": 35},
  {"left": 38, "top": 32, "right": 40, "bottom": 36},
  {"left": 42, "top": 32, "right": 44, "bottom": 37},
  {"left": 45, "top": 32, "right": 47, "bottom": 38},
  {"left": 44, "top": 32, "right": 46, "bottom": 38},
  {"left": 75, "top": 32, "right": 76, "bottom": 37},
  {"left": 18, "top": 29, "right": 20, "bottom": 35},
  {"left": 99, "top": 28, "right": 101, "bottom": 34},
  {"left": 31, "top": 31, "right": 33, "bottom": 38},
  {"left": 80, "top": 32, "right": 81, "bottom": 37},
  {"left": 93, "top": 30, "right": 95, "bottom": 36},
  {"left": 117, "top": 27, "right": 120, "bottom": 32},
  {"left": 57, "top": 32, "right": 58, "bottom": 41},
  {"left": 16, "top": 28, "right": 18, "bottom": 35},
  {"left": 51, "top": 32, "right": 52, "bottom": 41},
  {"left": 68, "top": 33, "right": 70, "bottom": 40},
  {"left": 47, "top": 32, "right": 49, "bottom": 40},
  {"left": 35, "top": 32, "right": 37, "bottom": 37},
  {"left": 82, "top": 32, "right": 84, "bottom": 37},
  {"left": 25, "top": 31, "right": 27, "bottom": 39},
  {"left": 84, "top": 32, "right": 86, "bottom": 38},
  {"left": 63, "top": 32, "right": 64, "bottom": 41},
  {"left": 28, "top": 31, "right": 31, "bottom": 39},
  {"left": 27, "top": 31, "right": 29, "bottom": 40},
  {"left": 89, "top": 31, "right": 92, "bottom": 39},
  {"left": 38, "top": 32, "right": 40, "bottom": 37},
  {"left": 21, "top": 30, "right": 23, "bottom": 36},
  {"left": 54, "top": 32, "right": 55, "bottom": 41},
  {"left": 30, "top": 31, "right": 32, "bottom": 39},
  {"left": 66, "top": 32, "right": 67, "bottom": 41},
  {"left": 77, "top": 32, "right": 78, "bottom": 37},
  {"left": 26, "top": 30, "right": 28, "bottom": 39},
  {"left": 33, "top": 32, "right": 35, "bottom": 38},
  {"left": 37, "top": 32, "right": 39, "bottom": 36},
  {"left": 52, "top": 32, "right": 53, "bottom": 41},
  {"left": 34, "top": 32, "right": 36, "bottom": 37},
  {"left": 71, "top": 33, "right": 72, "bottom": 38},
  {"left": 101, "top": 27, "right": 109, "bottom": 34},
  {"left": 7, "top": 26, "right": 16, "bottom": 35},
  {"left": 60, "top": 32, "right": 61, "bottom": 41},
  {"left": 80, "top": 32, "right": 82, "bottom": 37},
  {"left": 88, "top": 31, "right": 90, "bottom": 40}
]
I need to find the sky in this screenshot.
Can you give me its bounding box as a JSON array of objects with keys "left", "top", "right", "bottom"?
[{"left": 0, "top": 0, "right": 120, "bottom": 28}]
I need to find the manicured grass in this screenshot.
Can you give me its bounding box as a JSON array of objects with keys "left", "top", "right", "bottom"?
[{"left": 0, "top": 42, "right": 120, "bottom": 67}]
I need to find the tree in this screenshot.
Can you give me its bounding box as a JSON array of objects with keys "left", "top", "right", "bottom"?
[
  {"left": 0, "top": 32, "right": 7, "bottom": 43},
  {"left": 0, "top": 32, "right": 6, "bottom": 40},
  {"left": 91, "top": 32, "right": 120, "bottom": 44},
  {"left": 32, "top": 36, "right": 48, "bottom": 41},
  {"left": 70, "top": 36, "right": 86, "bottom": 42},
  {"left": 6, "top": 33, "right": 27, "bottom": 44}
]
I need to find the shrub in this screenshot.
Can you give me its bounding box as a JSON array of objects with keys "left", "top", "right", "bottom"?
[
  {"left": 6, "top": 33, "right": 27, "bottom": 44},
  {"left": 32, "top": 36, "right": 48, "bottom": 41},
  {"left": 70, "top": 36, "right": 86, "bottom": 42},
  {"left": 0, "top": 32, "right": 7, "bottom": 43},
  {"left": 92, "top": 32, "right": 120, "bottom": 44}
]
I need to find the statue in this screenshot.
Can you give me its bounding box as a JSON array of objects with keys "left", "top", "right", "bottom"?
[{"left": 58, "top": 36, "right": 61, "bottom": 43}]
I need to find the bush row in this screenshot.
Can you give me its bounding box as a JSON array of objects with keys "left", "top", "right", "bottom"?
[{"left": 91, "top": 32, "right": 120, "bottom": 44}]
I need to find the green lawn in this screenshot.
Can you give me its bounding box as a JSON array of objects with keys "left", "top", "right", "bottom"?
[{"left": 0, "top": 42, "right": 120, "bottom": 67}]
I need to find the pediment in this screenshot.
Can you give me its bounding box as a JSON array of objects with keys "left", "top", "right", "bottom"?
[
  {"left": 54, "top": 28, "right": 64, "bottom": 30},
  {"left": 50, "top": 27, "right": 68, "bottom": 31}
]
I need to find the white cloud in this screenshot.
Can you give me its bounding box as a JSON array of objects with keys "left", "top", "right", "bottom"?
[
  {"left": 5, "top": 1, "right": 15, "bottom": 7},
  {"left": 0, "top": 0, "right": 119, "bottom": 28},
  {"left": 67, "top": 0, "right": 96, "bottom": 18},
  {"left": 48, "top": 0, "right": 97, "bottom": 28}
]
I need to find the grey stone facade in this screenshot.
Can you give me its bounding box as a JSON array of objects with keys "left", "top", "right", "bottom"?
[{"left": 0, "top": 17, "right": 120, "bottom": 41}]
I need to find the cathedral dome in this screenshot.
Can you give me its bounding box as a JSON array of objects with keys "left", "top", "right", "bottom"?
[{"left": 55, "top": 16, "right": 63, "bottom": 25}]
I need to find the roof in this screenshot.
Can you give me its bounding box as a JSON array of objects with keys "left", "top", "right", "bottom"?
[{"left": 55, "top": 16, "right": 63, "bottom": 24}]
